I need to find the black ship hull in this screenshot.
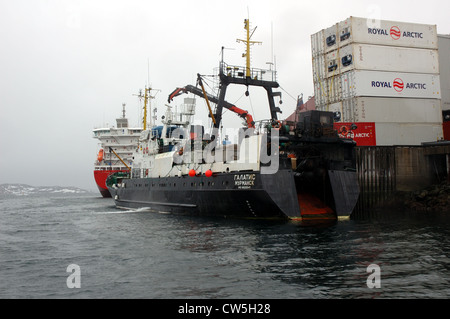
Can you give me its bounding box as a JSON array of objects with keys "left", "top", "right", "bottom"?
[
  {"left": 107, "top": 166, "right": 359, "bottom": 220},
  {"left": 108, "top": 169, "right": 300, "bottom": 219}
]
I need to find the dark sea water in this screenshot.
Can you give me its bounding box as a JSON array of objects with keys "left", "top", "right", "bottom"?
[{"left": 1, "top": 192, "right": 450, "bottom": 300}]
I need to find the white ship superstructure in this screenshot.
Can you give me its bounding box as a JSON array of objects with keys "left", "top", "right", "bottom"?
[{"left": 93, "top": 104, "right": 142, "bottom": 197}]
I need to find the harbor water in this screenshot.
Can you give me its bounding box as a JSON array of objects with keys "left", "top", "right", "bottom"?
[{"left": 1, "top": 191, "right": 449, "bottom": 299}]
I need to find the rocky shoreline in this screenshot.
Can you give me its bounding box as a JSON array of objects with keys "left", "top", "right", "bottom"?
[{"left": 403, "top": 181, "right": 450, "bottom": 212}]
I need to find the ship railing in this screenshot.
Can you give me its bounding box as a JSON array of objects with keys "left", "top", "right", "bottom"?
[
  {"left": 94, "top": 165, "right": 129, "bottom": 171},
  {"left": 93, "top": 129, "right": 142, "bottom": 138},
  {"left": 93, "top": 130, "right": 110, "bottom": 137},
  {"left": 219, "top": 62, "right": 277, "bottom": 83},
  {"left": 101, "top": 148, "right": 134, "bottom": 153},
  {"left": 100, "top": 142, "right": 137, "bottom": 148},
  {"left": 254, "top": 119, "right": 280, "bottom": 135}
]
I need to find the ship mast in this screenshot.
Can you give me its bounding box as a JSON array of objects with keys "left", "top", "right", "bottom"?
[
  {"left": 143, "top": 88, "right": 149, "bottom": 130},
  {"left": 136, "top": 86, "right": 160, "bottom": 130},
  {"left": 236, "top": 18, "right": 262, "bottom": 78},
  {"left": 213, "top": 18, "right": 282, "bottom": 133}
]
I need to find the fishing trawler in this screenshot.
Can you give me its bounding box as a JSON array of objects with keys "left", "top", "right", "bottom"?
[{"left": 106, "top": 19, "right": 360, "bottom": 220}]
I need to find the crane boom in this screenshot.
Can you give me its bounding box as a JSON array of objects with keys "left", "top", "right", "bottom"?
[
  {"left": 108, "top": 147, "right": 131, "bottom": 171},
  {"left": 196, "top": 75, "right": 216, "bottom": 126},
  {"left": 168, "top": 83, "right": 255, "bottom": 129}
]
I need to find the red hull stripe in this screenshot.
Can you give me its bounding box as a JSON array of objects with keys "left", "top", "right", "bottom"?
[{"left": 93, "top": 170, "right": 127, "bottom": 190}]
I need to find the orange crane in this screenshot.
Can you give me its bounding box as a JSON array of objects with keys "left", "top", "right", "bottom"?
[{"left": 168, "top": 75, "right": 255, "bottom": 129}]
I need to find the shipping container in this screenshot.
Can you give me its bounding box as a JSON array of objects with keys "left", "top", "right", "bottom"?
[
  {"left": 335, "top": 122, "right": 443, "bottom": 146},
  {"left": 334, "top": 122, "right": 376, "bottom": 146},
  {"left": 334, "top": 122, "right": 443, "bottom": 146},
  {"left": 374, "top": 122, "right": 443, "bottom": 145},
  {"left": 313, "top": 75, "right": 342, "bottom": 108},
  {"left": 330, "top": 97, "right": 442, "bottom": 123},
  {"left": 352, "top": 97, "right": 442, "bottom": 123},
  {"left": 338, "top": 16, "right": 438, "bottom": 50},
  {"left": 312, "top": 54, "right": 326, "bottom": 83},
  {"left": 324, "top": 24, "right": 339, "bottom": 53},
  {"left": 313, "top": 81, "right": 327, "bottom": 108},
  {"left": 326, "top": 100, "right": 343, "bottom": 121},
  {"left": 340, "top": 70, "right": 441, "bottom": 99},
  {"left": 324, "top": 50, "right": 340, "bottom": 78},
  {"left": 438, "top": 34, "right": 450, "bottom": 110},
  {"left": 325, "top": 44, "right": 439, "bottom": 77},
  {"left": 311, "top": 30, "right": 325, "bottom": 57}
]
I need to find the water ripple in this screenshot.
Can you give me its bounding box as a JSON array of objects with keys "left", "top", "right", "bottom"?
[{"left": 1, "top": 195, "right": 450, "bottom": 298}]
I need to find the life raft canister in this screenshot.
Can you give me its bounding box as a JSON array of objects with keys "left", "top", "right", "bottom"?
[{"left": 97, "top": 149, "right": 104, "bottom": 162}]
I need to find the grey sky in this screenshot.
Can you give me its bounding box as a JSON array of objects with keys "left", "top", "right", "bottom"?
[{"left": 1, "top": 0, "right": 449, "bottom": 191}]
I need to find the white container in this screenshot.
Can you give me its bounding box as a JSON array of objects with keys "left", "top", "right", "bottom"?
[
  {"left": 375, "top": 122, "right": 443, "bottom": 145},
  {"left": 331, "top": 97, "right": 442, "bottom": 123},
  {"left": 338, "top": 16, "right": 438, "bottom": 50},
  {"left": 340, "top": 70, "right": 441, "bottom": 99},
  {"left": 313, "top": 75, "right": 342, "bottom": 108},
  {"left": 311, "top": 30, "right": 325, "bottom": 57},
  {"left": 312, "top": 54, "right": 326, "bottom": 83},
  {"left": 333, "top": 44, "right": 439, "bottom": 77},
  {"left": 438, "top": 34, "right": 450, "bottom": 110},
  {"left": 324, "top": 24, "right": 339, "bottom": 53},
  {"left": 324, "top": 50, "right": 340, "bottom": 78},
  {"left": 313, "top": 82, "right": 327, "bottom": 108},
  {"left": 327, "top": 101, "right": 343, "bottom": 120}
]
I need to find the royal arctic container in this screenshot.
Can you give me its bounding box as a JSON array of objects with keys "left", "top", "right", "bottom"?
[
  {"left": 329, "top": 97, "right": 442, "bottom": 123},
  {"left": 323, "top": 24, "right": 339, "bottom": 54},
  {"left": 324, "top": 50, "right": 340, "bottom": 78},
  {"left": 334, "top": 122, "right": 376, "bottom": 146},
  {"left": 374, "top": 122, "right": 443, "bottom": 145},
  {"left": 438, "top": 34, "right": 450, "bottom": 111},
  {"left": 311, "top": 29, "right": 325, "bottom": 58},
  {"left": 327, "top": 44, "right": 439, "bottom": 77},
  {"left": 311, "top": 25, "right": 340, "bottom": 56},
  {"left": 340, "top": 70, "right": 441, "bottom": 99},
  {"left": 334, "top": 122, "right": 443, "bottom": 145},
  {"left": 312, "top": 54, "right": 326, "bottom": 83},
  {"left": 313, "top": 75, "right": 342, "bottom": 109},
  {"left": 326, "top": 99, "right": 344, "bottom": 120},
  {"left": 337, "top": 16, "right": 438, "bottom": 50},
  {"left": 313, "top": 81, "right": 327, "bottom": 109}
]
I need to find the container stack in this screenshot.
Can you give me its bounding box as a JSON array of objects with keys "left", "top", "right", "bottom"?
[
  {"left": 438, "top": 34, "right": 450, "bottom": 139},
  {"left": 311, "top": 16, "right": 443, "bottom": 145}
]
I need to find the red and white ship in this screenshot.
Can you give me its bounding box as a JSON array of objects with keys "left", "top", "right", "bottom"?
[{"left": 93, "top": 103, "right": 142, "bottom": 197}]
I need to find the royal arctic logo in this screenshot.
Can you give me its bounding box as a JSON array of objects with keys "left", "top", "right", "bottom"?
[
  {"left": 367, "top": 26, "right": 424, "bottom": 39},
  {"left": 371, "top": 78, "right": 427, "bottom": 92},
  {"left": 390, "top": 26, "right": 401, "bottom": 40},
  {"left": 393, "top": 78, "right": 404, "bottom": 92}
]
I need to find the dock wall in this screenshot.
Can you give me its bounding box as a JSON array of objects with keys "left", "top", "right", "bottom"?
[{"left": 354, "top": 144, "right": 450, "bottom": 214}]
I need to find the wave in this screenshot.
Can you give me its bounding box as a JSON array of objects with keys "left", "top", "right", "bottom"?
[{"left": 95, "top": 207, "right": 155, "bottom": 215}]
